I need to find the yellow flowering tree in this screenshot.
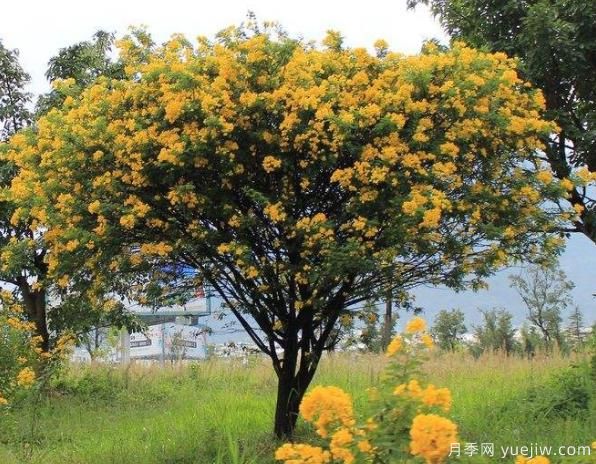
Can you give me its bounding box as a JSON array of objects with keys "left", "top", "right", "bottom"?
[
  {"left": 0, "top": 33, "right": 136, "bottom": 352},
  {"left": 7, "top": 24, "right": 570, "bottom": 436}
]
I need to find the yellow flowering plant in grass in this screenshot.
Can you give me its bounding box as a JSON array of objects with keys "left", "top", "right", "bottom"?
[
  {"left": 276, "top": 316, "right": 562, "bottom": 464},
  {"left": 0, "top": 291, "right": 41, "bottom": 405},
  {"left": 276, "top": 317, "right": 459, "bottom": 464},
  {"left": 0, "top": 291, "right": 76, "bottom": 407}
]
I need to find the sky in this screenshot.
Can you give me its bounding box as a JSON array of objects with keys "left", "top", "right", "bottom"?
[{"left": 1, "top": 0, "right": 594, "bottom": 340}]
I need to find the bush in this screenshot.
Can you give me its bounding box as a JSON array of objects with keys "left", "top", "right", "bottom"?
[
  {"left": 0, "top": 292, "right": 41, "bottom": 405},
  {"left": 504, "top": 362, "right": 593, "bottom": 421}
]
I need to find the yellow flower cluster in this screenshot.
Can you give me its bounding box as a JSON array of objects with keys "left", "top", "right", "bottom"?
[
  {"left": 386, "top": 336, "right": 403, "bottom": 356},
  {"left": 299, "top": 386, "right": 355, "bottom": 438},
  {"left": 394, "top": 381, "right": 452, "bottom": 412},
  {"left": 263, "top": 155, "right": 282, "bottom": 173},
  {"left": 264, "top": 202, "right": 287, "bottom": 223},
  {"left": 410, "top": 414, "right": 458, "bottom": 464},
  {"left": 275, "top": 444, "right": 331, "bottom": 464},
  {"left": 406, "top": 316, "right": 427, "bottom": 333},
  {"left": 16, "top": 367, "right": 36, "bottom": 388}
]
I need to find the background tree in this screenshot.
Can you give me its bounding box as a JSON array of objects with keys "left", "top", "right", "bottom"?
[
  {"left": 0, "top": 39, "right": 51, "bottom": 349},
  {"left": 36, "top": 31, "right": 124, "bottom": 115},
  {"left": 566, "top": 305, "right": 586, "bottom": 349},
  {"left": 519, "top": 323, "right": 542, "bottom": 358},
  {"left": 358, "top": 300, "right": 382, "bottom": 352},
  {"left": 0, "top": 40, "right": 31, "bottom": 138},
  {"left": 8, "top": 25, "right": 568, "bottom": 437},
  {"left": 432, "top": 308, "right": 466, "bottom": 351},
  {"left": 409, "top": 0, "right": 596, "bottom": 243},
  {"left": 472, "top": 308, "right": 517, "bottom": 356},
  {"left": 509, "top": 263, "right": 574, "bottom": 349},
  {"left": 0, "top": 33, "right": 131, "bottom": 352}
]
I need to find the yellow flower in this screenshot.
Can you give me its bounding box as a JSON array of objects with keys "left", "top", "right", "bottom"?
[
  {"left": 405, "top": 317, "right": 427, "bottom": 334},
  {"left": 275, "top": 443, "right": 331, "bottom": 463},
  {"left": 120, "top": 214, "right": 136, "bottom": 229},
  {"left": 393, "top": 383, "right": 407, "bottom": 395},
  {"left": 528, "top": 457, "right": 550, "bottom": 464},
  {"left": 386, "top": 336, "right": 403, "bottom": 356},
  {"left": 299, "top": 386, "right": 355, "bottom": 438},
  {"left": 262, "top": 155, "right": 282, "bottom": 173},
  {"left": 576, "top": 166, "right": 593, "bottom": 184},
  {"left": 330, "top": 428, "right": 355, "bottom": 463},
  {"left": 420, "top": 385, "right": 452, "bottom": 412},
  {"left": 16, "top": 367, "right": 36, "bottom": 388},
  {"left": 421, "top": 334, "right": 434, "bottom": 349},
  {"left": 536, "top": 170, "right": 553, "bottom": 184},
  {"left": 0, "top": 396, "right": 8, "bottom": 406},
  {"left": 517, "top": 457, "right": 550, "bottom": 464},
  {"left": 357, "top": 439, "right": 373, "bottom": 454},
  {"left": 409, "top": 414, "right": 457, "bottom": 464},
  {"left": 57, "top": 275, "right": 70, "bottom": 288},
  {"left": 559, "top": 178, "right": 574, "bottom": 191},
  {"left": 264, "top": 202, "right": 287, "bottom": 222},
  {"left": 420, "top": 208, "right": 442, "bottom": 228}
]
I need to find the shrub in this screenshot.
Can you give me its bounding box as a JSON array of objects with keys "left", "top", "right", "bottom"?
[{"left": 0, "top": 292, "right": 41, "bottom": 405}]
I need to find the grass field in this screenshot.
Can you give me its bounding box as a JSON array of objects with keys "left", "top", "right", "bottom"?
[{"left": 0, "top": 351, "right": 593, "bottom": 464}]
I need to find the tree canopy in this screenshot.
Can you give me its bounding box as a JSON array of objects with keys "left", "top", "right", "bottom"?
[{"left": 5, "top": 25, "right": 570, "bottom": 436}]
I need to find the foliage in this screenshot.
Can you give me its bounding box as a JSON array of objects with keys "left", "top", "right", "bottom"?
[
  {"left": 518, "top": 323, "right": 543, "bottom": 359},
  {"left": 509, "top": 263, "right": 575, "bottom": 348},
  {"left": 0, "top": 291, "right": 74, "bottom": 406},
  {"left": 471, "top": 308, "right": 517, "bottom": 356},
  {"left": 6, "top": 23, "right": 570, "bottom": 436},
  {"left": 505, "top": 361, "right": 593, "bottom": 422},
  {"left": 566, "top": 305, "right": 586, "bottom": 349},
  {"left": 409, "top": 0, "right": 596, "bottom": 243},
  {"left": 431, "top": 308, "right": 466, "bottom": 351},
  {"left": 36, "top": 31, "right": 125, "bottom": 115},
  {"left": 0, "top": 40, "right": 31, "bottom": 140}
]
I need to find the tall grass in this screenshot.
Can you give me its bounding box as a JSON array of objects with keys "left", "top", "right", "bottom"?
[{"left": 0, "top": 351, "right": 591, "bottom": 464}]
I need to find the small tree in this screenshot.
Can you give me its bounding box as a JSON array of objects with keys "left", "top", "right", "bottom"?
[
  {"left": 518, "top": 323, "right": 542, "bottom": 358},
  {"left": 432, "top": 309, "right": 467, "bottom": 352},
  {"left": 509, "top": 263, "right": 574, "bottom": 349},
  {"left": 7, "top": 25, "right": 567, "bottom": 437},
  {"left": 473, "top": 308, "right": 517, "bottom": 356},
  {"left": 567, "top": 305, "right": 586, "bottom": 349}
]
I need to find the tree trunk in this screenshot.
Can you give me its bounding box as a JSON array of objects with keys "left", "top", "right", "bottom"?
[
  {"left": 273, "top": 352, "right": 317, "bottom": 439},
  {"left": 21, "top": 284, "right": 50, "bottom": 352},
  {"left": 381, "top": 287, "right": 393, "bottom": 351}
]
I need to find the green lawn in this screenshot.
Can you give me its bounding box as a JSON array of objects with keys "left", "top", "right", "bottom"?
[{"left": 0, "top": 352, "right": 593, "bottom": 463}]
